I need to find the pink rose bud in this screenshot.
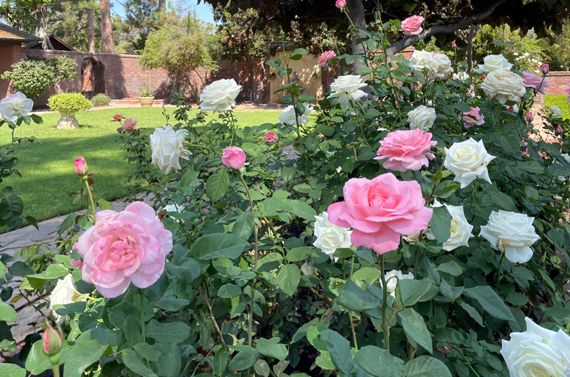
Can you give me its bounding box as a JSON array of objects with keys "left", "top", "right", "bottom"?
[
  {"left": 526, "top": 112, "right": 534, "bottom": 122},
  {"left": 451, "top": 41, "right": 457, "bottom": 48},
  {"left": 400, "top": 15, "right": 424, "bottom": 35},
  {"left": 508, "top": 106, "right": 514, "bottom": 112},
  {"left": 111, "top": 114, "right": 125, "bottom": 122},
  {"left": 122, "top": 118, "right": 137, "bottom": 131},
  {"left": 335, "top": 0, "right": 346, "bottom": 8},
  {"left": 222, "top": 147, "right": 246, "bottom": 170},
  {"left": 75, "top": 157, "right": 88, "bottom": 175},
  {"left": 557, "top": 125, "right": 564, "bottom": 133},
  {"left": 42, "top": 324, "right": 63, "bottom": 357},
  {"left": 264, "top": 132, "right": 279, "bottom": 142},
  {"left": 204, "top": 206, "right": 210, "bottom": 212},
  {"left": 541, "top": 64, "right": 549, "bottom": 74}
]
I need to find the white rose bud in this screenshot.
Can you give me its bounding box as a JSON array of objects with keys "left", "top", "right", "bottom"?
[
  {"left": 428, "top": 53, "right": 453, "bottom": 80},
  {"left": 408, "top": 50, "right": 433, "bottom": 72},
  {"left": 452, "top": 72, "right": 470, "bottom": 81},
  {"left": 501, "top": 317, "right": 570, "bottom": 376},
  {"left": 150, "top": 125, "right": 191, "bottom": 174},
  {"left": 0, "top": 92, "right": 33, "bottom": 123},
  {"left": 426, "top": 200, "right": 473, "bottom": 251},
  {"left": 444, "top": 138, "right": 496, "bottom": 188},
  {"left": 313, "top": 212, "right": 352, "bottom": 260},
  {"left": 49, "top": 274, "right": 84, "bottom": 321},
  {"left": 550, "top": 105, "right": 563, "bottom": 118},
  {"left": 407, "top": 105, "right": 437, "bottom": 131},
  {"left": 475, "top": 54, "right": 513, "bottom": 74},
  {"left": 327, "top": 75, "right": 368, "bottom": 104},
  {"left": 199, "top": 79, "right": 242, "bottom": 112},
  {"left": 380, "top": 270, "right": 414, "bottom": 297},
  {"left": 481, "top": 70, "right": 527, "bottom": 105},
  {"left": 278, "top": 103, "right": 313, "bottom": 126},
  {"left": 479, "top": 210, "right": 539, "bottom": 264}
]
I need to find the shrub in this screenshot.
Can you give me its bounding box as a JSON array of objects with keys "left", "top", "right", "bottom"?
[
  {"left": 139, "top": 82, "right": 154, "bottom": 97},
  {"left": 544, "top": 95, "right": 570, "bottom": 120},
  {"left": 0, "top": 56, "right": 78, "bottom": 101},
  {"left": 538, "top": 23, "right": 570, "bottom": 71},
  {"left": 48, "top": 93, "right": 92, "bottom": 113},
  {"left": 90, "top": 93, "right": 111, "bottom": 107}
]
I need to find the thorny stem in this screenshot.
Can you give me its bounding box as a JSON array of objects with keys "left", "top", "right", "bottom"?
[
  {"left": 348, "top": 256, "right": 358, "bottom": 350},
  {"left": 495, "top": 252, "right": 506, "bottom": 291},
  {"left": 203, "top": 291, "right": 228, "bottom": 349},
  {"left": 229, "top": 111, "right": 238, "bottom": 146},
  {"left": 139, "top": 291, "right": 146, "bottom": 342},
  {"left": 84, "top": 180, "right": 97, "bottom": 220}
]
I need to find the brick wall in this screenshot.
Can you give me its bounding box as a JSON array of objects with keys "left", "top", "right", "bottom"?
[
  {"left": 544, "top": 71, "right": 570, "bottom": 96},
  {"left": 0, "top": 45, "right": 22, "bottom": 98}
]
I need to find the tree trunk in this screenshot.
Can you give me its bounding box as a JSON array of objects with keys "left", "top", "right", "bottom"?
[
  {"left": 100, "top": 0, "right": 113, "bottom": 53},
  {"left": 87, "top": 7, "right": 95, "bottom": 53},
  {"left": 158, "top": 0, "right": 166, "bottom": 12},
  {"left": 35, "top": 6, "right": 53, "bottom": 50},
  {"left": 466, "top": 24, "right": 478, "bottom": 73},
  {"left": 345, "top": 0, "right": 367, "bottom": 73}
]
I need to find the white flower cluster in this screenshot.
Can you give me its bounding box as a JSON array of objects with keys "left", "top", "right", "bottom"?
[
  {"left": 407, "top": 105, "right": 437, "bottom": 131},
  {"left": 313, "top": 212, "right": 352, "bottom": 260},
  {"left": 49, "top": 274, "right": 86, "bottom": 321},
  {"left": 327, "top": 75, "right": 368, "bottom": 104},
  {"left": 278, "top": 103, "right": 313, "bottom": 126},
  {"left": 408, "top": 50, "right": 454, "bottom": 80},
  {"left": 475, "top": 54, "right": 526, "bottom": 104},
  {"left": 426, "top": 200, "right": 473, "bottom": 251},
  {"left": 150, "top": 125, "right": 191, "bottom": 174}
]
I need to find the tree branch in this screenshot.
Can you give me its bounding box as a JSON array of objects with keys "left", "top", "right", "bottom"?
[{"left": 385, "top": 0, "right": 507, "bottom": 55}]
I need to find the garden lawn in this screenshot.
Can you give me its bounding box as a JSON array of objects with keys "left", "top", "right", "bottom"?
[
  {"left": 0, "top": 107, "right": 283, "bottom": 226},
  {"left": 544, "top": 95, "right": 570, "bottom": 119}
]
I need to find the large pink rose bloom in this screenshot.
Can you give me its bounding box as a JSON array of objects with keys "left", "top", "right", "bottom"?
[
  {"left": 76, "top": 202, "right": 172, "bottom": 298},
  {"left": 374, "top": 129, "right": 437, "bottom": 172},
  {"left": 328, "top": 174, "right": 433, "bottom": 254},
  {"left": 222, "top": 146, "right": 246, "bottom": 169},
  {"left": 400, "top": 16, "right": 424, "bottom": 35},
  {"left": 462, "top": 106, "right": 485, "bottom": 127},
  {"left": 521, "top": 71, "right": 549, "bottom": 95}
]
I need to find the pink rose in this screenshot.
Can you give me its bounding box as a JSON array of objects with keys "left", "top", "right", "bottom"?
[
  {"left": 462, "top": 107, "right": 485, "bottom": 127},
  {"left": 521, "top": 141, "right": 529, "bottom": 157},
  {"left": 75, "top": 157, "right": 88, "bottom": 175},
  {"left": 76, "top": 202, "right": 172, "bottom": 298},
  {"left": 111, "top": 114, "right": 125, "bottom": 122},
  {"left": 222, "top": 146, "right": 246, "bottom": 169},
  {"left": 335, "top": 0, "right": 346, "bottom": 8},
  {"left": 451, "top": 41, "right": 457, "bottom": 48},
  {"left": 318, "top": 51, "right": 336, "bottom": 68},
  {"left": 400, "top": 16, "right": 424, "bottom": 35},
  {"left": 521, "top": 71, "right": 550, "bottom": 95},
  {"left": 541, "top": 64, "right": 549, "bottom": 74},
  {"left": 122, "top": 118, "right": 137, "bottom": 131},
  {"left": 264, "top": 132, "right": 278, "bottom": 142},
  {"left": 328, "top": 173, "right": 433, "bottom": 254},
  {"left": 526, "top": 112, "right": 534, "bottom": 122},
  {"left": 557, "top": 125, "right": 564, "bottom": 134},
  {"left": 374, "top": 129, "right": 437, "bottom": 172}
]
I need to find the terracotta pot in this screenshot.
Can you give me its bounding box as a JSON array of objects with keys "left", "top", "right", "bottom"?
[
  {"left": 139, "top": 97, "right": 155, "bottom": 107},
  {"left": 56, "top": 112, "right": 79, "bottom": 129}
]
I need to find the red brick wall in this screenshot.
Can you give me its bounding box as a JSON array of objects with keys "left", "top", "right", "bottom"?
[
  {"left": 544, "top": 71, "right": 570, "bottom": 96},
  {"left": 0, "top": 45, "right": 22, "bottom": 98}
]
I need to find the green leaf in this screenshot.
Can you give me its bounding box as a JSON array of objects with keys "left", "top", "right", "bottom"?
[
  {"left": 285, "top": 200, "right": 317, "bottom": 221},
  {"left": 154, "top": 342, "right": 181, "bottom": 377},
  {"left": 338, "top": 279, "right": 381, "bottom": 312},
  {"left": 286, "top": 247, "right": 312, "bottom": 262},
  {"left": 305, "top": 137, "right": 319, "bottom": 151},
  {"left": 290, "top": 48, "right": 308, "bottom": 60},
  {"left": 166, "top": 258, "right": 201, "bottom": 284},
  {"left": 133, "top": 342, "right": 161, "bottom": 362},
  {"left": 256, "top": 337, "right": 288, "bottom": 361},
  {"left": 0, "top": 363, "right": 26, "bottom": 377},
  {"left": 460, "top": 302, "right": 484, "bottom": 327},
  {"left": 429, "top": 207, "right": 451, "bottom": 244},
  {"left": 97, "top": 199, "right": 114, "bottom": 210},
  {"left": 398, "top": 279, "right": 434, "bottom": 307},
  {"left": 24, "top": 341, "right": 52, "bottom": 375},
  {"left": 0, "top": 301, "right": 17, "bottom": 322},
  {"left": 229, "top": 346, "right": 260, "bottom": 371},
  {"left": 189, "top": 233, "right": 249, "bottom": 260},
  {"left": 257, "top": 253, "right": 283, "bottom": 272},
  {"left": 398, "top": 308, "right": 432, "bottom": 353},
  {"left": 351, "top": 267, "right": 380, "bottom": 288},
  {"left": 25, "top": 264, "right": 70, "bottom": 287},
  {"left": 277, "top": 264, "right": 300, "bottom": 296},
  {"left": 154, "top": 296, "right": 190, "bottom": 311},
  {"left": 254, "top": 359, "right": 271, "bottom": 377},
  {"left": 146, "top": 320, "right": 190, "bottom": 344},
  {"left": 218, "top": 284, "right": 242, "bottom": 299},
  {"left": 403, "top": 356, "right": 452, "bottom": 377},
  {"left": 353, "top": 346, "right": 401, "bottom": 377},
  {"left": 281, "top": 166, "right": 295, "bottom": 182},
  {"left": 463, "top": 286, "right": 515, "bottom": 321},
  {"left": 320, "top": 330, "right": 354, "bottom": 375},
  {"left": 436, "top": 261, "right": 463, "bottom": 276},
  {"left": 180, "top": 171, "right": 199, "bottom": 187},
  {"left": 233, "top": 213, "right": 254, "bottom": 240},
  {"left": 63, "top": 337, "right": 106, "bottom": 377},
  {"left": 122, "top": 349, "right": 158, "bottom": 377},
  {"left": 214, "top": 345, "right": 229, "bottom": 376},
  {"left": 206, "top": 169, "right": 230, "bottom": 202}
]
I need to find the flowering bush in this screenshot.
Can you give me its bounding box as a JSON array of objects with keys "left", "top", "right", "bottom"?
[
  {"left": 3, "top": 10, "right": 570, "bottom": 377},
  {"left": 48, "top": 92, "right": 92, "bottom": 113}
]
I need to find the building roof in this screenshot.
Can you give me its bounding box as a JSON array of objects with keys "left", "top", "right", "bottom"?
[
  {"left": 0, "top": 22, "right": 42, "bottom": 46},
  {"left": 26, "top": 34, "right": 75, "bottom": 51}
]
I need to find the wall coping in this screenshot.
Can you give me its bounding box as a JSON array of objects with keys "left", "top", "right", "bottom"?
[
  {"left": 546, "top": 71, "right": 570, "bottom": 76},
  {"left": 22, "top": 48, "right": 143, "bottom": 59}
]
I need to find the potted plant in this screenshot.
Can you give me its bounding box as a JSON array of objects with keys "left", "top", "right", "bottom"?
[
  {"left": 139, "top": 83, "right": 155, "bottom": 107},
  {"left": 48, "top": 93, "right": 92, "bottom": 129}
]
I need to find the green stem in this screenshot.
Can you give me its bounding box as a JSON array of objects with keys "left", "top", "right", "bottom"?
[
  {"left": 379, "top": 254, "right": 390, "bottom": 353},
  {"left": 229, "top": 111, "right": 237, "bottom": 146},
  {"left": 140, "top": 291, "right": 146, "bottom": 342},
  {"left": 495, "top": 252, "right": 506, "bottom": 291},
  {"left": 53, "top": 367, "right": 60, "bottom": 377},
  {"left": 84, "top": 180, "right": 96, "bottom": 220}
]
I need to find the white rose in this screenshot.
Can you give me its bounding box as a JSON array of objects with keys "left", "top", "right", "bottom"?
[
  {"left": 278, "top": 103, "right": 313, "bottom": 126},
  {"left": 550, "top": 105, "right": 563, "bottom": 118},
  {"left": 428, "top": 53, "right": 453, "bottom": 80},
  {"left": 481, "top": 70, "right": 526, "bottom": 105},
  {"left": 150, "top": 125, "right": 191, "bottom": 174},
  {"left": 380, "top": 270, "right": 414, "bottom": 297},
  {"left": 49, "top": 274, "right": 84, "bottom": 321},
  {"left": 452, "top": 71, "right": 470, "bottom": 81},
  {"left": 426, "top": 200, "right": 473, "bottom": 251},
  {"left": 475, "top": 54, "right": 513, "bottom": 74},
  {"left": 0, "top": 92, "right": 33, "bottom": 123},
  {"left": 313, "top": 212, "right": 352, "bottom": 259},
  {"left": 501, "top": 317, "right": 570, "bottom": 377},
  {"left": 444, "top": 138, "right": 496, "bottom": 188},
  {"left": 407, "top": 105, "right": 437, "bottom": 131},
  {"left": 199, "top": 79, "right": 242, "bottom": 112},
  {"left": 408, "top": 50, "right": 433, "bottom": 72},
  {"left": 479, "top": 210, "right": 539, "bottom": 264},
  {"left": 327, "top": 75, "right": 368, "bottom": 104}
]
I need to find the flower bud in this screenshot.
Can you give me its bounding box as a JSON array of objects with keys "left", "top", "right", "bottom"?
[
  {"left": 42, "top": 324, "right": 63, "bottom": 358},
  {"left": 335, "top": 0, "right": 346, "bottom": 8},
  {"left": 75, "top": 157, "right": 88, "bottom": 175},
  {"left": 540, "top": 64, "right": 549, "bottom": 74},
  {"left": 526, "top": 112, "right": 534, "bottom": 122}
]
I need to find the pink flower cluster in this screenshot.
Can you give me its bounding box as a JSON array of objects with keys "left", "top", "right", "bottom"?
[
  {"left": 328, "top": 173, "right": 433, "bottom": 254},
  {"left": 122, "top": 118, "right": 137, "bottom": 131},
  {"left": 318, "top": 51, "right": 337, "bottom": 68},
  {"left": 521, "top": 71, "right": 550, "bottom": 95},
  {"left": 222, "top": 147, "right": 246, "bottom": 169},
  {"left": 374, "top": 129, "right": 436, "bottom": 172},
  {"left": 264, "top": 132, "right": 278, "bottom": 142},
  {"left": 400, "top": 16, "right": 424, "bottom": 35},
  {"left": 462, "top": 107, "right": 485, "bottom": 128},
  {"left": 75, "top": 202, "right": 173, "bottom": 298}
]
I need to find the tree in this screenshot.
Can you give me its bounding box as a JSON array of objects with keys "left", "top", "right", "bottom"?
[{"left": 100, "top": 0, "right": 113, "bottom": 52}]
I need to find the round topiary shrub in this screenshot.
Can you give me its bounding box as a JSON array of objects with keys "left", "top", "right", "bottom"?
[
  {"left": 48, "top": 93, "right": 92, "bottom": 129},
  {"left": 90, "top": 93, "right": 111, "bottom": 107}
]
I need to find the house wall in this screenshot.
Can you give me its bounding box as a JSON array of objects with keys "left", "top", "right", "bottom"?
[{"left": 0, "top": 44, "right": 22, "bottom": 98}]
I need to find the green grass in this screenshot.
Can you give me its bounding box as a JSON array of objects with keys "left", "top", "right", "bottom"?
[
  {"left": 0, "top": 107, "right": 283, "bottom": 224},
  {"left": 544, "top": 95, "right": 570, "bottom": 120}
]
